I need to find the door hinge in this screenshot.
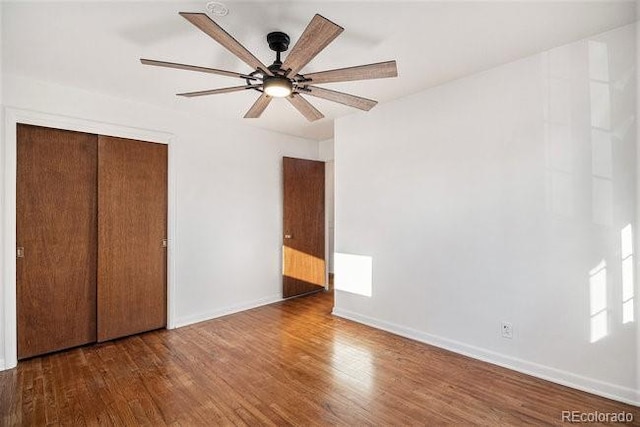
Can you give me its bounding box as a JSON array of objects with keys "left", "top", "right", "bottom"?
[
  {"left": 16, "top": 247, "right": 24, "bottom": 258},
  {"left": 162, "top": 239, "right": 168, "bottom": 248}
]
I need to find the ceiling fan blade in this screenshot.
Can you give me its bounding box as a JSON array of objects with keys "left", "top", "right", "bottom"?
[
  {"left": 282, "top": 14, "right": 343, "bottom": 77},
  {"left": 179, "top": 12, "right": 272, "bottom": 76},
  {"left": 303, "top": 60, "right": 397, "bottom": 84},
  {"left": 141, "top": 59, "right": 255, "bottom": 79},
  {"left": 244, "top": 93, "right": 273, "bottom": 118},
  {"left": 286, "top": 94, "right": 324, "bottom": 122},
  {"left": 305, "top": 86, "right": 377, "bottom": 111},
  {"left": 177, "top": 85, "right": 257, "bottom": 97}
]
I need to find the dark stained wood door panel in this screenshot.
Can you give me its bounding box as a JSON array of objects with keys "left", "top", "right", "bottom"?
[
  {"left": 282, "top": 157, "right": 325, "bottom": 298},
  {"left": 16, "top": 124, "right": 98, "bottom": 359},
  {"left": 97, "top": 136, "right": 167, "bottom": 342}
]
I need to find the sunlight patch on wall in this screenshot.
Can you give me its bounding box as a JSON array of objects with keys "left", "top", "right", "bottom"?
[
  {"left": 543, "top": 48, "right": 574, "bottom": 219},
  {"left": 335, "top": 252, "right": 373, "bottom": 297},
  {"left": 588, "top": 41, "right": 610, "bottom": 82},
  {"left": 588, "top": 40, "right": 614, "bottom": 228},
  {"left": 621, "top": 224, "right": 634, "bottom": 324},
  {"left": 589, "top": 82, "right": 611, "bottom": 130},
  {"left": 589, "top": 260, "right": 608, "bottom": 343},
  {"left": 592, "top": 177, "right": 613, "bottom": 226},
  {"left": 588, "top": 40, "right": 610, "bottom": 132}
]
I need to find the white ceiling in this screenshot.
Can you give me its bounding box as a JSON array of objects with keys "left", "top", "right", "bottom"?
[{"left": 2, "top": 1, "right": 637, "bottom": 140}]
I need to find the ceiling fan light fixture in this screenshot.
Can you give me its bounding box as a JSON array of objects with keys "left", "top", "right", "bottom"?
[{"left": 263, "top": 76, "right": 293, "bottom": 98}]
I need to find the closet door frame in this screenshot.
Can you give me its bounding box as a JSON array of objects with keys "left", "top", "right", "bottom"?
[{"left": 2, "top": 108, "right": 177, "bottom": 370}]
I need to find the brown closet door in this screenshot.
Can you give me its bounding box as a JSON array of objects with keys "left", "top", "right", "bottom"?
[
  {"left": 16, "top": 124, "right": 98, "bottom": 359},
  {"left": 282, "top": 157, "right": 325, "bottom": 298},
  {"left": 97, "top": 136, "right": 167, "bottom": 342}
]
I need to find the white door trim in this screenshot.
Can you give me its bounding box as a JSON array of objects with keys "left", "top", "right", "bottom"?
[{"left": 2, "top": 107, "right": 178, "bottom": 370}]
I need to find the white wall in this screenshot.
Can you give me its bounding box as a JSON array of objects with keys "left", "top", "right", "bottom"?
[
  {"left": 319, "top": 139, "right": 335, "bottom": 273},
  {"left": 333, "top": 24, "right": 639, "bottom": 404},
  {"left": 319, "top": 139, "right": 334, "bottom": 161},
  {"left": 0, "top": 74, "right": 318, "bottom": 366},
  {"left": 0, "top": 1, "right": 5, "bottom": 367},
  {"left": 636, "top": 18, "right": 640, "bottom": 407}
]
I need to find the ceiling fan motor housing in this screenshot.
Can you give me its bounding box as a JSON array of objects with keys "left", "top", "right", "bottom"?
[{"left": 267, "top": 32, "right": 290, "bottom": 53}]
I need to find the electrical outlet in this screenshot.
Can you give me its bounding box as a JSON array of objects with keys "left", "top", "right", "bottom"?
[{"left": 501, "top": 321, "right": 513, "bottom": 339}]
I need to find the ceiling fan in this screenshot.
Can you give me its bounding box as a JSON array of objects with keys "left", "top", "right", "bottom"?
[{"left": 141, "top": 12, "right": 398, "bottom": 121}]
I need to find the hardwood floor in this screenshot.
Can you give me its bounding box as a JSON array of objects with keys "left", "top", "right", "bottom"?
[{"left": 1, "top": 291, "right": 638, "bottom": 426}]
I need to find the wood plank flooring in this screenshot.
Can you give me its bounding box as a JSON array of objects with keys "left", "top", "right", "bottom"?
[{"left": 1, "top": 291, "right": 638, "bottom": 426}]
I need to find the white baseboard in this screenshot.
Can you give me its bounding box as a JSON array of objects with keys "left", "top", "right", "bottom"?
[
  {"left": 332, "top": 307, "right": 639, "bottom": 407},
  {"left": 174, "top": 294, "right": 282, "bottom": 328},
  {"left": 0, "top": 358, "right": 5, "bottom": 371}
]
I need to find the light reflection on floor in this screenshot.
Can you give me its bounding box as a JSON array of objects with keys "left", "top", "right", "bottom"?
[{"left": 330, "top": 334, "right": 375, "bottom": 398}]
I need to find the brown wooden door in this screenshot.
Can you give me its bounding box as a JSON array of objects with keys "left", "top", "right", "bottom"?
[
  {"left": 97, "top": 136, "right": 167, "bottom": 341},
  {"left": 16, "top": 124, "right": 98, "bottom": 359},
  {"left": 283, "top": 157, "right": 325, "bottom": 298}
]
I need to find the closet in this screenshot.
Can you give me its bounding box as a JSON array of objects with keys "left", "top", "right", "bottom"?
[{"left": 16, "top": 124, "right": 167, "bottom": 359}]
